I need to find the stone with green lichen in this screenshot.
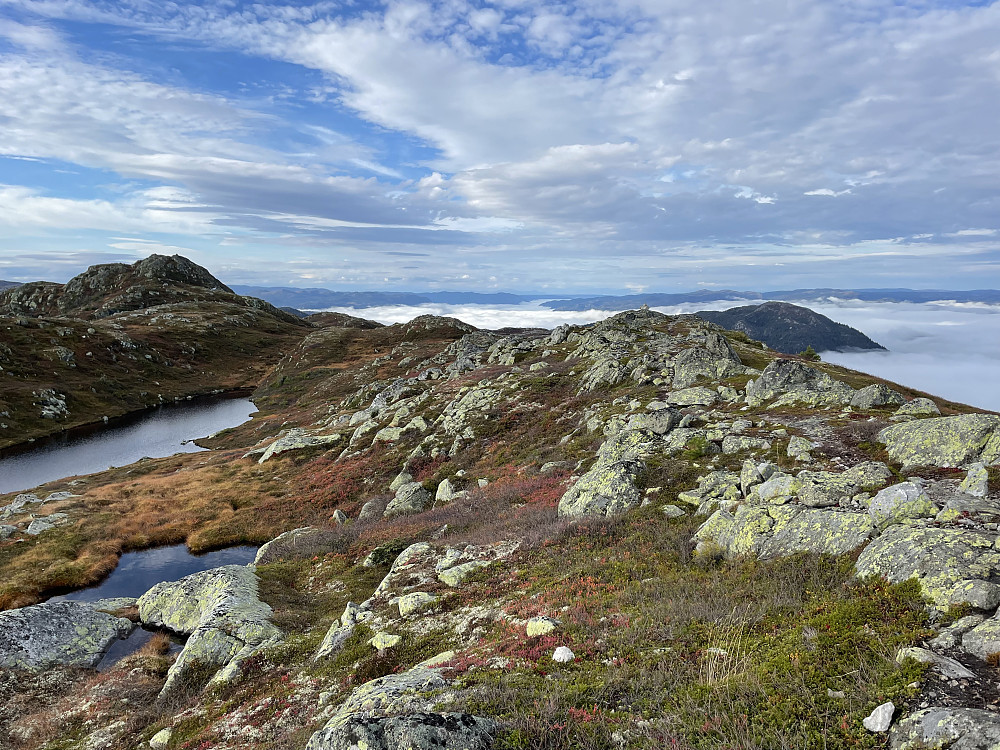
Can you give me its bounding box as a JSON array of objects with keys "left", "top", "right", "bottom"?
[
  {"left": 526, "top": 616, "right": 560, "bottom": 637},
  {"left": 851, "top": 383, "right": 906, "bottom": 409},
  {"left": 890, "top": 707, "right": 1000, "bottom": 750},
  {"left": 693, "top": 504, "right": 874, "bottom": 559},
  {"left": 149, "top": 728, "right": 172, "bottom": 750},
  {"left": 855, "top": 524, "right": 1000, "bottom": 608},
  {"left": 256, "top": 428, "right": 341, "bottom": 463},
  {"left": 745, "top": 360, "right": 855, "bottom": 408},
  {"left": 868, "top": 481, "right": 939, "bottom": 528},
  {"left": 677, "top": 471, "right": 742, "bottom": 508},
  {"left": 721, "top": 435, "right": 772, "bottom": 454},
  {"left": 878, "top": 414, "right": 1000, "bottom": 468},
  {"left": 438, "top": 560, "right": 490, "bottom": 587},
  {"left": 557, "top": 458, "right": 645, "bottom": 518},
  {"left": 786, "top": 435, "right": 814, "bottom": 461},
  {"left": 371, "top": 631, "right": 402, "bottom": 650},
  {"left": 398, "top": 592, "right": 439, "bottom": 617},
  {"left": 137, "top": 564, "right": 281, "bottom": 698},
  {"left": 794, "top": 462, "right": 893, "bottom": 508},
  {"left": 893, "top": 397, "right": 941, "bottom": 419},
  {"left": 664, "top": 386, "right": 718, "bottom": 406},
  {"left": 384, "top": 482, "right": 432, "bottom": 517},
  {"left": 0, "top": 601, "right": 135, "bottom": 671},
  {"left": 306, "top": 712, "right": 496, "bottom": 750},
  {"left": 960, "top": 462, "right": 990, "bottom": 497}
]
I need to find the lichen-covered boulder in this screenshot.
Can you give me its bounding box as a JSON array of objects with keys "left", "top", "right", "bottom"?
[
  {"left": 745, "top": 360, "right": 855, "bottom": 408},
  {"left": 317, "top": 665, "right": 449, "bottom": 727},
  {"left": 0, "top": 601, "right": 134, "bottom": 671},
  {"left": 255, "top": 526, "right": 341, "bottom": 565},
  {"left": 438, "top": 560, "right": 491, "bottom": 587},
  {"left": 257, "top": 428, "right": 341, "bottom": 463},
  {"left": 671, "top": 333, "right": 744, "bottom": 388},
  {"left": 384, "top": 482, "right": 432, "bottom": 517},
  {"left": 890, "top": 707, "right": 1000, "bottom": 750},
  {"left": 851, "top": 384, "right": 906, "bottom": 409},
  {"left": 959, "top": 463, "right": 990, "bottom": 498},
  {"left": 786, "top": 435, "right": 814, "bottom": 461},
  {"left": 878, "top": 414, "right": 1000, "bottom": 468},
  {"left": 557, "top": 459, "right": 645, "bottom": 518},
  {"left": 664, "top": 386, "right": 718, "bottom": 406},
  {"left": 693, "top": 505, "right": 874, "bottom": 559},
  {"left": 893, "top": 397, "right": 941, "bottom": 419},
  {"left": 137, "top": 565, "right": 281, "bottom": 697},
  {"left": 855, "top": 525, "right": 1000, "bottom": 608},
  {"left": 307, "top": 713, "right": 495, "bottom": 750},
  {"left": 868, "top": 481, "right": 939, "bottom": 528}
]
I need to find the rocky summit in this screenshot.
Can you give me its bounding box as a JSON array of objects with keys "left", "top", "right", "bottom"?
[{"left": 1, "top": 273, "right": 999, "bottom": 750}]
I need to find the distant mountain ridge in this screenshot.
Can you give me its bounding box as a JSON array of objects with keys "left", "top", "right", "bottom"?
[
  {"left": 231, "top": 286, "right": 541, "bottom": 309},
  {"left": 695, "top": 301, "right": 885, "bottom": 354}
]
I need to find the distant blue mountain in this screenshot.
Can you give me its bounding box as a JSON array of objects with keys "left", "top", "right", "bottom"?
[{"left": 231, "top": 285, "right": 544, "bottom": 309}]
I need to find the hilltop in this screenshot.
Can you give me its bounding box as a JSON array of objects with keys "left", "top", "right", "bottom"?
[
  {"left": 0, "top": 255, "right": 308, "bottom": 449},
  {"left": 695, "top": 301, "right": 885, "bottom": 354},
  {"left": 1, "top": 268, "right": 999, "bottom": 750}
]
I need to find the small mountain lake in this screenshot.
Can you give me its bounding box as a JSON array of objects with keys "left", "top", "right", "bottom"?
[
  {"left": 0, "top": 396, "right": 257, "bottom": 494},
  {"left": 51, "top": 544, "right": 259, "bottom": 670}
]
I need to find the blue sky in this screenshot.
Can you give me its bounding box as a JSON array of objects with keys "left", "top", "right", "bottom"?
[{"left": 1, "top": 0, "right": 999, "bottom": 293}]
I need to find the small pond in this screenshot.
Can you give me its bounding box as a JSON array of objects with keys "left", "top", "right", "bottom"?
[
  {"left": 0, "top": 396, "right": 257, "bottom": 494},
  {"left": 50, "top": 544, "right": 259, "bottom": 670}
]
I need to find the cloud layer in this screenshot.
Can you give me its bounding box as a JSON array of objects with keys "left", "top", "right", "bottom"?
[{"left": 0, "top": 0, "right": 998, "bottom": 289}]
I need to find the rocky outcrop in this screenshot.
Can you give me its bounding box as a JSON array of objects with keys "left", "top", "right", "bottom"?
[
  {"left": 890, "top": 707, "right": 1000, "bottom": 749},
  {"left": 745, "top": 360, "right": 855, "bottom": 408},
  {"left": 137, "top": 565, "right": 281, "bottom": 697},
  {"left": 254, "top": 527, "right": 341, "bottom": 565},
  {"left": 851, "top": 383, "right": 906, "bottom": 409},
  {"left": 694, "top": 505, "right": 875, "bottom": 559},
  {"left": 0, "top": 601, "right": 134, "bottom": 670},
  {"left": 384, "top": 482, "right": 433, "bottom": 517},
  {"left": 878, "top": 414, "right": 1000, "bottom": 467},
  {"left": 855, "top": 525, "right": 1000, "bottom": 609},
  {"left": 307, "top": 713, "right": 495, "bottom": 750},
  {"left": 254, "top": 429, "right": 341, "bottom": 463}
]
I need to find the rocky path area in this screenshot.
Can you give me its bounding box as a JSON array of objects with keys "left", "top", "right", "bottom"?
[{"left": 1, "top": 300, "right": 999, "bottom": 750}]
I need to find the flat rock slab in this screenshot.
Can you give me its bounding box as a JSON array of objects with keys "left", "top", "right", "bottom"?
[
  {"left": 878, "top": 414, "right": 1000, "bottom": 468},
  {"left": 855, "top": 524, "right": 1000, "bottom": 608},
  {"left": 307, "top": 712, "right": 495, "bottom": 750},
  {"left": 891, "top": 707, "right": 1000, "bottom": 750},
  {"left": 0, "top": 601, "right": 135, "bottom": 671}
]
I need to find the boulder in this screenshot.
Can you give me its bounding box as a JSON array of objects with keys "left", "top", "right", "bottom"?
[
  {"left": 786, "top": 435, "right": 814, "bottom": 461},
  {"left": 137, "top": 565, "right": 282, "bottom": 697},
  {"left": 0, "top": 601, "right": 135, "bottom": 671},
  {"left": 255, "top": 526, "right": 340, "bottom": 565},
  {"left": 890, "top": 708, "right": 1000, "bottom": 750},
  {"left": 670, "top": 333, "right": 745, "bottom": 388},
  {"left": 664, "top": 386, "right": 718, "bottom": 406},
  {"left": 893, "top": 398, "right": 941, "bottom": 419},
  {"left": 438, "top": 560, "right": 491, "bottom": 587},
  {"left": 526, "top": 616, "right": 560, "bottom": 637},
  {"left": 851, "top": 384, "right": 906, "bottom": 409},
  {"left": 306, "top": 713, "right": 495, "bottom": 750},
  {"left": 694, "top": 505, "right": 874, "bottom": 559},
  {"left": 864, "top": 702, "right": 895, "bottom": 733},
  {"left": 257, "top": 428, "right": 341, "bottom": 463},
  {"left": 721, "top": 435, "right": 771, "bottom": 454},
  {"left": 878, "top": 414, "right": 1000, "bottom": 467},
  {"left": 868, "top": 481, "right": 939, "bottom": 528},
  {"left": 745, "top": 360, "right": 855, "bottom": 408},
  {"left": 313, "top": 664, "right": 448, "bottom": 727},
  {"left": 895, "top": 647, "right": 975, "bottom": 680},
  {"left": 384, "top": 482, "right": 432, "bottom": 517},
  {"left": 959, "top": 463, "right": 989, "bottom": 498},
  {"left": 557, "top": 459, "right": 644, "bottom": 518},
  {"left": 855, "top": 525, "right": 1000, "bottom": 608},
  {"left": 398, "top": 592, "right": 439, "bottom": 617},
  {"left": 626, "top": 408, "right": 681, "bottom": 436}
]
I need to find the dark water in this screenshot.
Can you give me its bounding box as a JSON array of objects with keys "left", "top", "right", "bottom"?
[
  {"left": 0, "top": 397, "right": 256, "bottom": 494},
  {"left": 50, "top": 544, "right": 259, "bottom": 670}
]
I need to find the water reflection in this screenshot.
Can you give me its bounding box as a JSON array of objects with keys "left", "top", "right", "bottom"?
[{"left": 0, "top": 397, "right": 256, "bottom": 494}]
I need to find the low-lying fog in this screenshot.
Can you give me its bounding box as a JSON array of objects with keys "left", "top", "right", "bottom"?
[{"left": 314, "top": 300, "right": 1000, "bottom": 413}]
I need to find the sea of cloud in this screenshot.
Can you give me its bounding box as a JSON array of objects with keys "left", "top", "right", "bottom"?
[{"left": 316, "top": 299, "right": 1000, "bottom": 413}]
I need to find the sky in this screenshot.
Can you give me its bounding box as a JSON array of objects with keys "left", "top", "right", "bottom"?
[
  {"left": 318, "top": 299, "right": 1000, "bottom": 412},
  {"left": 1, "top": 0, "right": 999, "bottom": 293}
]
